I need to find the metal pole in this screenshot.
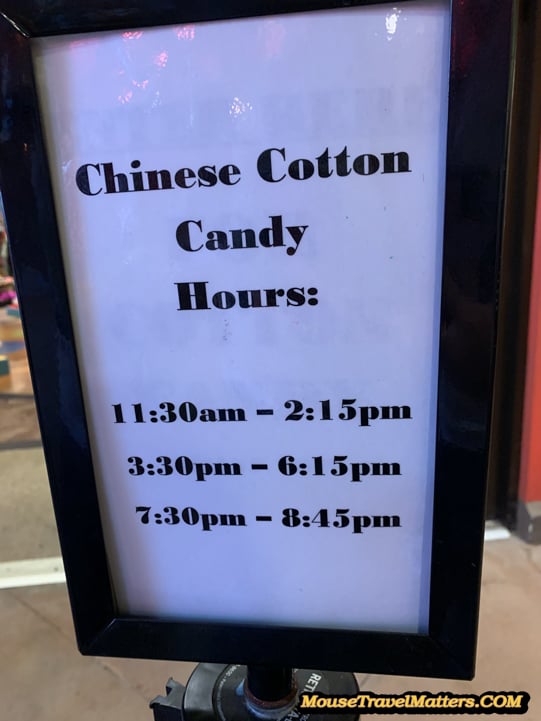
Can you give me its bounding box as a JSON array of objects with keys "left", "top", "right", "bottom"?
[{"left": 244, "top": 665, "right": 297, "bottom": 718}]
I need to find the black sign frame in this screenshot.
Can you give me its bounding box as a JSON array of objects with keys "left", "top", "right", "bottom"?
[{"left": 0, "top": 0, "right": 513, "bottom": 679}]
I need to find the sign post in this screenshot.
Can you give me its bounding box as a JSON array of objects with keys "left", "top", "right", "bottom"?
[{"left": 0, "top": 0, "right": 513, "bottom": 703}]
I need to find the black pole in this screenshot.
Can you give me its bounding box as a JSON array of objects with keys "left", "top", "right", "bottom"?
[{"left": 245, "top": 665, "right": 297, "bottom": 709}]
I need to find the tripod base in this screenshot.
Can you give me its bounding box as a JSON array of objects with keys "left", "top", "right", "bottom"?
[{"left": 151, "top": 663, "right": 360, "bottom": 721}]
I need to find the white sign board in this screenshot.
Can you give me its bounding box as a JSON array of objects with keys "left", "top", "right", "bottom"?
[{"left": 33, "top": 0, "right": 449, "bottom": 634}]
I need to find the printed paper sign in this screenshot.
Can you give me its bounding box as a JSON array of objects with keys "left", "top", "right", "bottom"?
[{"left": 33, "top": 0, "right": 449, "bottom": 633}]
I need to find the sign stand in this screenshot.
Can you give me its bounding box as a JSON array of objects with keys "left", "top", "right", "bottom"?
[
  {"left": 0, "top": 0, "right": 514, "bottom": 689},
  {"left": 150, "top": 664, "right": 360, "bottom": 720}
]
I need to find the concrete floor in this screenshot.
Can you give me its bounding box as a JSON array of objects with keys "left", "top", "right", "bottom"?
[{"left": 1, "top": 446, "right": 540, "bottom": 720}]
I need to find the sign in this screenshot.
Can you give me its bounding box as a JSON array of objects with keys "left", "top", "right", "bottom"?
[
  {"left": 33, "top": 3, "right": 448, "bottom": 634},
  {"left": 0, "top": 0, "right": 513, "bottom": 678}
]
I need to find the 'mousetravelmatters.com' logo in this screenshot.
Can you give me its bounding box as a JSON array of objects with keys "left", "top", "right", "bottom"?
[{"left": 299, "top": 691, "right": 530, "bottom": 714}]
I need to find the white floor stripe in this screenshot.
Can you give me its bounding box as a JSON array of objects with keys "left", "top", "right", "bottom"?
[
  {"left": 0, "top": 556, "right": 65, "bottom": 589},
  {"left": 484, "top": 523, "right": 512, "bottom": 542}
]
